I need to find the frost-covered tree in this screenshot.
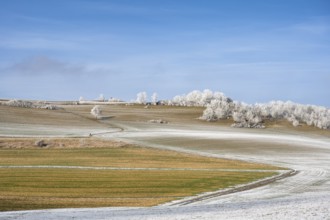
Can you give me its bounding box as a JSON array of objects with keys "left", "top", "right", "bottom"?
[
  {"left": 195, "top": 90, "right": 329, "bottom": 129},
  {"left": 136, "top": 92, "right": 147, "bottom": 104},
  {"left": 171, "top": 89, "right": 230, "bottom": 107},
  {"left": 91, "top": 105, "right": 102, "bottom": 119},
  {"left": 186, "top": 90, "right": 203, "bottom": 106},
  {"left": 4, "top": 99, "right": 34, "bottom": 108},
  {"left": 201, "top": 89, "right": 213, "bottom": 105},
  {"left": 97, "top": 94, "right": 105, "bottom": 102},
  {"left": 3, "top": 99, "right": 60, "bottom": 110},
  {"left": 231, "top": 102, "right": 263, "bottom": 128},
  {"left": 151, "top": 92, "right": 158, "bottom": 105},
  {"left": 79, "top": 96, "right": 84, "bottom": 102},
  {"left": 254, "top": 101, "right": 330, "bottom": 129},
  {"left": 200, "top": 99, "right": 233, "bottom": 121},
  {"left": 170, "top": 89, "right": 329, "bottom": 130}
]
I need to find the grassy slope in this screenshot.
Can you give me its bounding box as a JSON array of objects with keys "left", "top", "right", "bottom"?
[
  {"left": 0, "top": 138, "right": 279, "bottom": 211},
  {"left": 0, "top": 168, "right": 276, "bottom": 211},
  {"left": 0, "top": 138, "right": 278, "bottom": 170}
]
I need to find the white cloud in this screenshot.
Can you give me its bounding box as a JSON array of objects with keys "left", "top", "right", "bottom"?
[{"left": 3, "top": 56, "right": 86, "bottom": 76}]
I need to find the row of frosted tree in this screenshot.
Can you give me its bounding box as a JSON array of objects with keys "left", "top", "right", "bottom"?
[
  {"left": 168, "top": 90, "right": 329, "bottom": 130},
  {"left": 3, "top": 90, "right": 328, "bottom": 130}
]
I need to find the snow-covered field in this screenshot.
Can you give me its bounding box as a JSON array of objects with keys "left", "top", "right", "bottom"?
[
  {"left": 1, "top": 191, "right": 329, "bottom": 220},
  {"left": 0, "top": 122, "right": 120, "bottom": 137},
  {"left": 1, "top": 118, "right": 330, "bottom": 219}
]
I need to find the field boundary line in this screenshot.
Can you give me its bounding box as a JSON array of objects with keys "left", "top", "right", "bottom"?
[
  {"left": 0, "top": 165, "right": 284, "bottom": 172},
  {"left": 164, "top": 169, "right": 298, "bottom": 206}
]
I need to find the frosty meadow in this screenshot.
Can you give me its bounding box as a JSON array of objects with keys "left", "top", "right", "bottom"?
[{"left": 0, "top": 89, "right": 329, "bottom": 219}]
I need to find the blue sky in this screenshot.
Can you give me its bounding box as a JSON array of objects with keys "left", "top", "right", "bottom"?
[{"left": 0, "top": 0, "right": 329, "bottom": 106}]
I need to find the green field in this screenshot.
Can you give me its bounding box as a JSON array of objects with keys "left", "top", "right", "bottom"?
[
  {"left": 0, "top": 138, "right": 279, "bottom": 211},
  {"left": 0, "top": 168, "right": 276, "bottom": 211}
]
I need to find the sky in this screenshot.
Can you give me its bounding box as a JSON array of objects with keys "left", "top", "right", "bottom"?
[{"left": 0, "top": 0, "right": 329, "bottom": 106}]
